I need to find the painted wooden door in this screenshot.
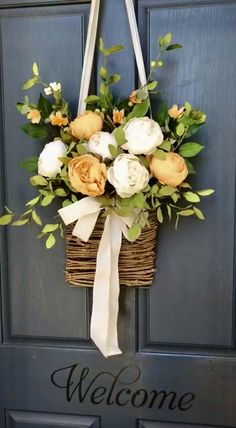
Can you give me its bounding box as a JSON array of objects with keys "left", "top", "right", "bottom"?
[{"left": 0, "top": 0, "right": 236, "bottom": 427}]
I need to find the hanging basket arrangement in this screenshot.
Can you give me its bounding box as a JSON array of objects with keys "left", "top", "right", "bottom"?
[{"left": 0, "top": 0, "right": 214, "bottom": 357}]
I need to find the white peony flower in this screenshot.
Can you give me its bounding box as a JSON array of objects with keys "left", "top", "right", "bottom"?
[
  {"left": 38, "top": 139, "right": 67, "bottom": 178},
  {"left": 122, "top": 116, "right": 163, "bottom": 155},
  {"left": 107, "top": 153, "right": 149, "bottom": 198},
  {"left": 87, "top": 131, "right": 117, "bottom": 161}
]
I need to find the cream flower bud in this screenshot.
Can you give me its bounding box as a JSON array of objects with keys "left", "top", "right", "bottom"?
[
  {"left": 123, "top": 117, "right": 163, "bottom": 155},
  {"left": 38, "top": 140, "right": 67, "bottom": 178},
  {"left": 87, "top": 131, "right": 117, "bottom": 161},
  {"left": 107, "top": 154, "right": 149, "bottom": 198}
]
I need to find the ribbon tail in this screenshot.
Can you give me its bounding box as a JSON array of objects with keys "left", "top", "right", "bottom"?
[{"left": 91, "top": 214, "right": 122, "bottom": 357}]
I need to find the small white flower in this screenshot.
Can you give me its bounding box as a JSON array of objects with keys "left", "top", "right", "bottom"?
[
  {"left": 123, "top": 116, "right": 163, "bottom": 155},
  {"left": 87, "top": 131, "right": 117, "bottom": 161},
  {"left": 107, "top": 153, "right": 149, "bottom": 198},
  {"left": 49, "top": 82, "right": 61, "bottom": 92},
  {"left": 38, "top": 139, "right": 67, "bottom": 178},
  {"left": 44, "top": 87, "right": 52, "bottom": 96}
]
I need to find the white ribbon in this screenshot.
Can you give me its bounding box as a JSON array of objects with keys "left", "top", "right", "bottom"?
[
  {"left": 77, "top": 0, "right": 101, "bottom": 114},
  {"left": 77, "top": 0, "right": 146, "bottom": 114},
  {"left": 125, "top": 0, "right": 147, "bottom": 87},
  {"left": 58, "top": 197, "right": 136, "bottom": 357}
]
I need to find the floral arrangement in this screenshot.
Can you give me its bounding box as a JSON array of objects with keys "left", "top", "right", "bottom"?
[{"left": 0, "top": 33, "right": 214, "bottom": 248}]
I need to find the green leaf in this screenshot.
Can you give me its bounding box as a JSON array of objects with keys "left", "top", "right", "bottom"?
[
  {"left": 85, "top": 95, "right": 100, "bottom": 104},
  {"left": 159, "top": 140, "right": 171, "bottom": 151},
  {"left": 167, "top": 205, "right": 172, "bottom": 221},
  {"left": 99, "top": 66, "right": 107, "bottom": 80},
  {"left": 153, "top": 149, "right": 166, "bottom": 160},
  {"left": 162, "top": 32, "right": 172, "bottom": 46},
  {"left": 32, "top": 62, "right": 39, "bottom": 76},
  {"left": 183, "top": 192, "right": 200, "bottom": 203},
  {"left": 193, "top": 206, "right": 205, "bottom": 220},
  {"left": 197, "top": 189, "right": 215, "bottom": 196},
  {"left": 46, "top": 233, "right": 56, "bottom": 249},
  {"left": 156, "top": 103, "right": 169, "bottom": 126},
  {"left": 22, "top": 77, "right": 38, "bottom": 90},
  {"left": 62, "top": 199, "right": 72, "bottom": 208},
  {"left": 42, "top": 224, "right": 59, "bottom": 233},
  {"left": 20, "top": 123, "right": 48, "bottom": 139},
  {"left": 77, "top": 144, "right": 87, "bottom": 155},
  {"left": 157, "top": 206, "right": 163, "bottom": 223},
  {"left": 26, "top": 196, "right": 40, "bottom": 207},
  {"left": 21, "top": 104, "right": 31, "bottom": 115},
  {"left": 178, "top": 209, "right": 194, "bottom": 217},
  {"left": 147, "top": 81, "right": 158, "bottom": 91},
  {"left": 30, "top": 175, "right": 48, "bottom": 186},
  {"left": 41, "top": 194, "right": 55, "bottom": 207},
  {"left": 176, "top": 123, "right": 185, "bottom": 136},
  {"left": 109, "top": 74, "right": 121, "bottom": 84},
  {"left": 32, "top": 210, "right": 42, "bottom": 226},
  {"left": 108, "top": 144, "right": 118, "bottom": 158},
  {"left": 100, "top": 82, "right": 107, "bottom": 95},
  {"left": 19, "top": 156, "right": 38, "bottom": 173},
  {"left": 128, "top": 97, "right": 150, "bottom": 119},
  {"left": 179, "top": 142, "right": 204, "bottom": 158},
  {"left": 150, "top": 184, "right": 159, "bottom": 195},
  {"left": 37, "top": 93, "right": 53, "bottom": 119},
  {"left": 113, "top": 126, "right": 126, "bottom": 146},
  {"left": 0, "top": 214, "right": 13, "bottom": 225},
  {"left": 166, "top": 43, "right": 182, "bottom": 51},
  {"left": 54, "top": 188, "right": 67, "bottom": 197},
  {"left": 128, "top": 224, "right": 141, "bottom": 241},
  {"left": 179, "top": 182, "right": 192, "bottom": 189},
  {"left": 132, "top": 192, "right": 146, "bottom": 208},
  {"left": 12, "top": 219, "right": 29, "bottom": 226},
  {"left": 99, "top": 37, "right": 104, "bottom": 52},
  {"left": 159, "top": 186, "right": 176, "bottom": 196},
  {"left": 71, "top": 194, "right": 77, "bottom": 203},
  {"left": 171, "top": 192, "right": 180, "bottom": 203},
  {"left": 184, "top": 159, "right": 196, "bottom": 175},
  {"left": 104, "top": 44, "right": 124, "bottom": 55}
]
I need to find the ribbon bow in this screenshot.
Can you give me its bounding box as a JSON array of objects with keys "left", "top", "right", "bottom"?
[{"left": 58, "top": 196, "right": 137, "bottom": 357}]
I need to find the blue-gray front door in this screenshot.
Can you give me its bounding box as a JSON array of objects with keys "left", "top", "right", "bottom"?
[{"left": 0, "top": 0, "right": 236, "bottom": 427}]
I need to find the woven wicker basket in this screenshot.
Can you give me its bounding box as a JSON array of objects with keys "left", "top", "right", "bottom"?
[{"left": 65, "top": 212, "right": 158, "bottom": 287}]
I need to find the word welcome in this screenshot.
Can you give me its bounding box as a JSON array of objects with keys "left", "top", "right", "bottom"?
[{"left": 51, "top": 363, "right": 195, "bottom": 411}]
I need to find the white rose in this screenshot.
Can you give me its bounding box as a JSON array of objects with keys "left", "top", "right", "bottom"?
[
  {"left": 107, "top": 154, "right": 149, "bottom": 198},
  {"left": 38, "top": 140, "right": 67, "bottom": 178},
  {"left": 87, "top": 131, "right": 117, "bottom": 161},
  {"left": 122, "top": 116, "right": 163, "bottom": 155}
]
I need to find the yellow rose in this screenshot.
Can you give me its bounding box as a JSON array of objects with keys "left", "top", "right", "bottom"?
[
  {"left": 68, "top": 154, "right": 107, "bottom": 196},
  {"left": 150, "top": 152, "right": 188, "bottom": 187},
  {"left": 70, "top": 111, "right": 103, "bottom": 140}
]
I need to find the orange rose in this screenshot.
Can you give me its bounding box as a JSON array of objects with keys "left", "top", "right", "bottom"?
[
  {"left": 150, "top": 152, "right": 188, "bottom": 187},
  {"left": 68, "top": 154, "right": 107, "bottom": 196},
  {"left": 70, "top": 111, "right": 103, "bottom": 140},
  {"left": 168, "top": 104, "right": 185, "bottom": 119}
]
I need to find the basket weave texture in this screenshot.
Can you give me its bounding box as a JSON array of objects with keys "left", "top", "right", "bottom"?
[{"left": 65, "top": 212, "right": 158, "bottom": 287}]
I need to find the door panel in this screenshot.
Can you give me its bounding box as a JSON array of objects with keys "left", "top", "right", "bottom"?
[
  {"left": 0, "top": 4, "right": 92, "bottom": 342},
  {"left": 138, "top": 0, "right": 236, "bottom": 348},
  {"left": 6, "top": 410, "right": 100, "bottom": 428},
  {"left": 0, "top": 0, "right": 236, "bottom": 427}
]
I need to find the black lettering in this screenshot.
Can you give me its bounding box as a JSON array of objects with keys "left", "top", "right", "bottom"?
[
  {"left": 91, "top": 386, "right": 107, "bottom": 404},
  {"left": 131, "top": 389, "right": 148, "bottom": 408},
  {"left": 106, "top": 365, "right": 141, "bottom": 405},
  {"left": 178, "top": 393, "right": 195, "bottom": 411},
  {"left": 115, "top": 388, "right": 132, "bottom": 406},
  {"left": 149, "top": 390, "right": 177, "bottom": 410}
]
